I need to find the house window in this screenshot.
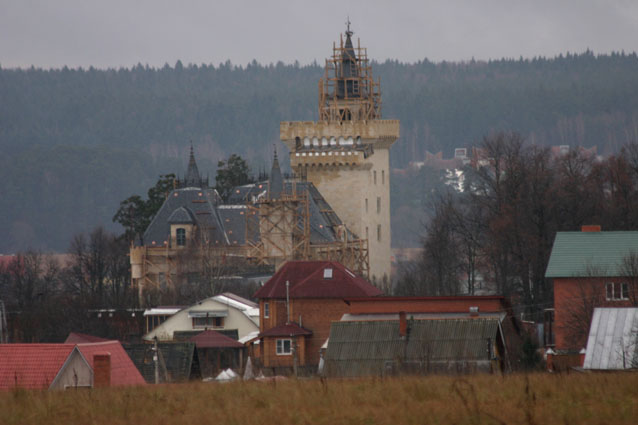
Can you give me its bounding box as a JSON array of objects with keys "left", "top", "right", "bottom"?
[
  {"left": 276, "top": 339, "right": 292, "bottom": 355},
  {"left": 365, "top": 198, "right": 368, "bottom": 213},
  {"left": 382, "top": 170, "right": 385, "bottom": 184},
  {"left": 377, "top": 225, "right": 381, "bottom": 242},
  {"left": 373, "top": 170, "right": 377, "bottom": 184},
  {"left": 606, "top": 282, "right": 629, "bottom": 301},
  {"left": 323, "top": 268, "right": 333, "bottom": 279},
  {"left": 264, "top": 302, "right": 270, "bottom": 318},
  {"left": 192, "top": 317, "right": 224, "bottom": 328},
  {"left": 176, "top": 228, "right": 186, "bottom": 246},
  {"left": 366, "top": 227, "right": 369, "bottom": 239},
  {"left": 377, "top": 197, "right": 381, "bottom": 214}
]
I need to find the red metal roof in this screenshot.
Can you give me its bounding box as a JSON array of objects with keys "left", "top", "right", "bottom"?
[
  {"left": 0, "top": 344, "right": 75, "bottom": 390},
  {"left": 254, "top": 261, "right": 383, "bottom": 299},
  {"left": 76, "top": 341, "right": 146, "bottom": 387},
  {"left": 189, "top": 330, "right": 244, "bottom": 349},
  {"left": 259, "top": 322, "right": 312, "bottom": 338},
  {"left": 64, "top": 332, "right": 110, "bottom": 344},
  {"left": 0, "top": 342, "right": 145, "bottom": 390}
]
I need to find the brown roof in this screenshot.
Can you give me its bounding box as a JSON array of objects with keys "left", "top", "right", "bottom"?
[
  {"left": 64, "top": 332, "right": 110, "bottom": 344},
  {"left": 259, "top": 322, "right": 312, "bottom": 338},
  {"left": 254, "top": 261, "right": 382, "bottom": 299},
  {"left": 189, "top": 330, "right": 244, "bottom": 349}
]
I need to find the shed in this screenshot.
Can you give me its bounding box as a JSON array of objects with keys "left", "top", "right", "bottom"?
[
  {"left": 190, "top": 330, "right": 244, "bottom": 378},
  {"left": 583, "top": 307, "right": 638, "bottom": 370},
  {"left": 324, "top": 318, "right": 507, "bottom": 377}
]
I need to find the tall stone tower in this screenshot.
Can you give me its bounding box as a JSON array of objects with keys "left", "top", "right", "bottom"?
[{"left": 280, "top": 25, "right": 399, "bottom": 286}]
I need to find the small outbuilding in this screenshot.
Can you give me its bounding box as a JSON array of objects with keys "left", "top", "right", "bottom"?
[
  {"left": 583, "top": 307, "right": 638, "bottom": 370},
  {"left": 190, "top": 330, "right": 245, "bottom": 378},
  {"left": 324, "top": 317, "right": 508, "bottom": 377}
]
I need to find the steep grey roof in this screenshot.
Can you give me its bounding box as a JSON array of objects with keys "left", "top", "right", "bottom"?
[
  {"left": 142, "top": 187, "right": 228, "bottom": 246},
  {"left": 324, "top": 319, "right": 504, "bottom": 377},
  {"left": 545, "top": 231, "right": 638, "bottom": 278},
  {"left": 217, "top": 205, "right": 258, "bottom": 246},
  {"left": 268, "top": 150, "right": 283, "bottom": 200},
  {"left": 184, "top": 145, "right": 202, "bottom": 187},
  {"left": 584, "top": 308, "right": 638, "bottom": 370},
  {"left": 227, "top": 180, "right": 354, "bottom": 244},
  {"left": 167, "top": 206, "right": 195, "bottom": 224}
]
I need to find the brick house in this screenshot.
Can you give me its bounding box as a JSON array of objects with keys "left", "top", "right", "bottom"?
[
  {"left": 253, "top": 261, "right": 382, "bottom": 371},
  {"left": 545, "top": 227, "right": 638, "bottom": 353}
]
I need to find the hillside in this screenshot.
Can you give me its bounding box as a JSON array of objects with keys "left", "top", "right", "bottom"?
[{"left": 1, "top": 52, "right": 638, "bottom": 252}]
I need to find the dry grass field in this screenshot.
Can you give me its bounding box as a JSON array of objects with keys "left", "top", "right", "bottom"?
[{"left": 1, "top": 373, "right": 637, "bottom": 425}]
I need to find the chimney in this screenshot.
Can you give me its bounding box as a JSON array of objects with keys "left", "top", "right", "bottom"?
[
  {"left": 581, "top": 225, "right": 601, "bottom": 232},
  {"left": 469, "top": 306, "right": 479, "bottom": 317},
  {"left": 93, "top": 353, "right": 111, "bottom": 388},
  {"left": 399, "top": 311, "right": 407, "bottom": 337}
]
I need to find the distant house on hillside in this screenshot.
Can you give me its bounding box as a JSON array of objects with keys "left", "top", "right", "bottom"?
[
  {"left": 253, "top": 261, "right": 382, "bottom": 372},
  {"left": 545, "top": 227, "right": 638, "bottom": 355}
]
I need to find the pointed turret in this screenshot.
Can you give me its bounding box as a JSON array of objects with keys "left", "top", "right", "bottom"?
[
  {"left": 178, "top": 143, "right": 208, "bottom": 188},
  {"left": 268, "top": 148, "right": 283, "bottom": 200}
]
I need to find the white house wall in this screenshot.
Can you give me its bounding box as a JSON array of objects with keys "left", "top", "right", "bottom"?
[{"left": 144, "top": 298, "right": 259, "bottom": 341}]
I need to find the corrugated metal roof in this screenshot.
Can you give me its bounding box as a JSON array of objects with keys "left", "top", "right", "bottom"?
[
  {"left": 545, "top": 231, "right": 638, "bottom": 278},
  {"left": 324, "top": 319, "right": 502, "bottom": 377},
  {"left": 583, "top": 308, "right": 638, "bottom": 370}
]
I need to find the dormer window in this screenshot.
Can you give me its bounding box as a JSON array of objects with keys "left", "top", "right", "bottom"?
[
  {"left": 176, "top": 228, "right": 186, "bottom": 246},
  {"left": 324, "top": 268, "right": 333, "bottom": 279}
]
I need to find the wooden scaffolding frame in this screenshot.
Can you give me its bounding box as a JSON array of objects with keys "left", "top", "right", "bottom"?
[{"left": 318, "top": 32, "right": 382, "bottom": 122}]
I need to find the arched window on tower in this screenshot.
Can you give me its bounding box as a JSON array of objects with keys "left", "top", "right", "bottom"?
[{"left": 176, "top": 228, "right": 186, "bottom": 246}]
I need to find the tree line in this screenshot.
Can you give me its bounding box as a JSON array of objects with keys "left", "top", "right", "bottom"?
[
  {"left": 395, "top": 134, "right": 638, "bottom": 320},
  {"left": 2, "top": 51, "right": 638, "bottom": 253}
]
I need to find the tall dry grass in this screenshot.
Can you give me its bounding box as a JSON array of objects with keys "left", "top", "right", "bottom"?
[{"left": 1, "top": 373, "right": 637, "bottom": 425}]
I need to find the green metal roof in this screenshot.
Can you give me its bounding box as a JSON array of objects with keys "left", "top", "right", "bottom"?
[
  {"left": 545, "top": 231, "right": 638, "bottom": 278},
  {"left": 324, "top": 319, "right": 503, "bottom": 377}
]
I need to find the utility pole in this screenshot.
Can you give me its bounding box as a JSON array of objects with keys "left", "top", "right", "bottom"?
[
  {"left": 153, "top": 337, "right": 159, "bottom": 384},
  {"left": 285, "top": 280, "right": 290, "bottom": 324},
  {"left": 0, "top": 300, "right": 7, "bottom": 343}
]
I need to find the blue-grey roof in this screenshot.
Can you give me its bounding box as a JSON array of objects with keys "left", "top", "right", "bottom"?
[
  {"left": 167, "top": 206, "right": 195, "bottom": 224},
  {"left": 545, "top": 231, "right": 638, "bottom": 278},
  {"left": 584, "top": 308, "right": 638, "bottom": 370},
  {"left": 142, "top": 177, "right": 356, "bottom": 249},
  {"left": 142, "top": 187, "right": 228, "bottom": 246}
]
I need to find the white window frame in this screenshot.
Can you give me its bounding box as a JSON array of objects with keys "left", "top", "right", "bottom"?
[
  {"left": 276, "top": 338, "right": 292, "bottom": 356},
  {"left": 264, "top": 302, "right": 270, "bottom": 318},
  {"left": 605, "top": 282, "right": 629, "bottom": 301}
]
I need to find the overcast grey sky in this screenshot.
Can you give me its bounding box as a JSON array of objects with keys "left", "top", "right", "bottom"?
[{"left": 1, "top": 0, "right": 637, "bottom": 69}]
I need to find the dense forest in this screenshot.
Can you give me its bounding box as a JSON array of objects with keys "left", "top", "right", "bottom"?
[{"left": 2, "top": 51, "right": 638, "bottom": 252}]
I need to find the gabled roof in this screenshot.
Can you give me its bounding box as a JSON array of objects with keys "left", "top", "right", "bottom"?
[
  {"left": 76, "top": 341, "right": 146, "bottom": 386},
  {"left": 0, "top": 344, "right": 75, "bottom": 390},
  {"left": 324, "top": 318, "right": 505, "bottom": 377},
  {"left": 142, "top": 187, "right": 228, "bottom": 247},
  {"left": 64, "top": 332, "right": 110, "bottom": 344},
  {"left": 190, "top": 330, "right": 244, "bottom": 349},
  {"left": 167, "top": 206, "right": 195, "bottom": 224},
  {"left": 254, "top": 261, "right": 382, "bottom": 299},
  {"left": 545, "top": 231, "right": 638, "bottom": 278},
  {"left": 259, "top": 322, "right": 312, "bottom": 338},
  {"left": 584, "top": 308, "right": 638, "bottom": 370}
]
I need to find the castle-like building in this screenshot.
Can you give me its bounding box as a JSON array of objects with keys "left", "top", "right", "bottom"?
[
  {"left": 280, "top": 26, "right": 399, "bottom": 284},
  {"left": 130, "top": 26, "right": 397, "bottom": 304}
]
